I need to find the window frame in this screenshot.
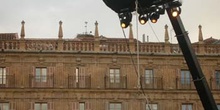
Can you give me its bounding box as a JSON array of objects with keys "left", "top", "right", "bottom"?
[
  {"left": 0, "top": 102, "right": 9, "bottom": 110},
  {"left": 34, "top": 102, "right": 48, "bottom": 110},
  {"left": 145, "top": 69, "right": 154, "bottom": 84},
  {"left": 146, "top": 103, "right": 158, "bottom": 110},
  {"left": 181, "top": 103, "right": 193, "bottom": 110},
  {"left": 215, "top": 70, "right": 220, "bottom": 86},
  {"left": 79, "top": 102, "right": 85, "bottom": 110},
  {"left": 180, "top": 70, "right": 191, "bottom": 85},
  {"left": 109, "top": 102, "right": 122, "bottom": 110},
  {"left": 109, "top": 68, "right": 120, "bottom": 83},
  {"left": 35, "top": 67, "right": 47, "bottom": 83},
  {"left": 0, "top": 67, "right": 7, "bottom": 85},
  {"left": 217, "top": 104, "right": 220, "bottom": 110}
]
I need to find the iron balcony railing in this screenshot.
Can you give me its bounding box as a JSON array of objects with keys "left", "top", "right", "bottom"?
[
  {"left": 210, "top": 77, "right": 220, "bottom": 90},
  {"left": 176, "top": 77, "right": 195, "bottom": 90},
  {"left": 104, "top": 75, "right": 127, "bottom": 89},
  {"left": 29, "top": 74, "right": 54, "bottom": 88},
  {"left": 0, "top": 74, "right": 15, "bottom": 88},
  {"left": 140, "top": 76, "right": 163, "bottom": 89},
  {"left": 68, "top": 75, "right": 91, "bottom": 89}
]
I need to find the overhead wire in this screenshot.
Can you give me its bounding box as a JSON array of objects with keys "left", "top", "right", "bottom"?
[
  {"left": 148, "top": 22, "right": 161, "bottom": 42},
  {"left": 119, "top": 0, "right": 152, "bottom": 109},
  {"left": 121, "top": 28, "right": 152, "bottom": 110}
]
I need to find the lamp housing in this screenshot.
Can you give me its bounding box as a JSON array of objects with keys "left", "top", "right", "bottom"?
[
  {"left": 150, "top": 12, "right": 160, "bottom": 23},
  {"left": 119, "top": 12, "right": 132, "bottom": 28},
  {"left": 139, "top": 14, "right": 148, "bottom": 25}
]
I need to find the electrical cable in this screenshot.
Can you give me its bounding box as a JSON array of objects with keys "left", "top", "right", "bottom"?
[
  {"left": 121, "top": 28, "right": 152, "bottom": 110},
  {"left": 119, "top": 0, "right": 152, "bottom": 107},
  {"left": 148, "top": 22, "right": 161, "bottom": 42},
  {"left": 135, "top": 1, "right": 152, "bottom": 110}
]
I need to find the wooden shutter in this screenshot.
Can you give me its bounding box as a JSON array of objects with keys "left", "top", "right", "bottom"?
[
  {"left": 85, "top": 102, "right": 91, "bottom": 110},
  {"left": 31, "top": 66, "right": 35, "bottom": 87},
  {"left": 10, "top": 102, "right": 16, "bottom": 110},
  {"left": 105, "top": 101, "right": 109, "bottom": 110},
  {"left": 6, "top": 67, "right": 9, "bottom": 75},
  {"left": 72, "top": 102, "right": 79, "bottom": 110},
  {"left": 79, "top": 67, "right": 86, "bottom": 88},
  {"left": 48, "top": 67, "right": 54, "bottom": 76},
  {"left": 5, "top": 67, "right": 9, "bottom": 87},
  {"left": 122, "top": 102, "right": 128, "bottom": 110},
  {"left": 176, "top": 68, "right": 180, "bottom": 89},
  {"left": 48, "top": 102, "right": 54, "bottom": 110},
  {"left": 48, "top": 67, "right": 54, "bottom": 87},
  {"left": 29, "top": 102, "right": 34, "bottom": 110},
  {"left": 140, "top": 101, "right": 145, "bottom": 110}
]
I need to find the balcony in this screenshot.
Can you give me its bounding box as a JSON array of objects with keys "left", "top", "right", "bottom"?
[
  {"left": 104, "top": 76, "right": 127, "bottom": 89},
  {"left": 176, "top": 77, "right": 195, "bottom": 90},
  {"left": 0, "top": 74, "right": 15, "bottom": 88},
  {"left": 68, "top": 75, "right": 91, "bottom": 89},
  {"left": 140, "top": 77, "right": 163, "bottom": 89},
  {"left": 210, "top": 78, "right": 220, "bottom": 90},
  {"left": 29, "top": 75, "right": 54, "bottom": 88}
]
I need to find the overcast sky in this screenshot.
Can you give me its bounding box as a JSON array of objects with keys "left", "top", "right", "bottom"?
[{"left": 0, "top": 0, "right": 219, "bottom": 43}]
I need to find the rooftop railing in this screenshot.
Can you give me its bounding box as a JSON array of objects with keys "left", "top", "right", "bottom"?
[{"left": 0, "top": 39, "right": 219, "bottom": 54}]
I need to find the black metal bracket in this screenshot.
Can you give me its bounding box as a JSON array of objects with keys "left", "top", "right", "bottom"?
[{"left": 166, "top": 8, "right": 218, "bottom": 110}]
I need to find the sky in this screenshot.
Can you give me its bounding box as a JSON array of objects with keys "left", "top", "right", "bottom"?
[{"left": 0, "top": 0, "right": 219, "bottom": 43}]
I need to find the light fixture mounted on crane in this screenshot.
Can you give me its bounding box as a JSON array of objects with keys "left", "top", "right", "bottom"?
[{"left": 103, "top": 0, "right": 182, "bottom": 28}]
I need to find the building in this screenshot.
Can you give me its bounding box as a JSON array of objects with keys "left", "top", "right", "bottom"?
[{"left": 0, "top": 20, "right": 220, "bottom": 110}]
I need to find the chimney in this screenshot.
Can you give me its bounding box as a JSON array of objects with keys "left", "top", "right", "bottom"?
[
  {"left": 142, "top": 34, "right": 145, "bottom": 43},
  {"left": 147, "top": 35, "right": 149, "bottom": 42}
]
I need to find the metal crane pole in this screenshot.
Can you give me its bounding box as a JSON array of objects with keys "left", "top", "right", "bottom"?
[{"left": 166, "top": 8, "right": 218, "bottom": 110}]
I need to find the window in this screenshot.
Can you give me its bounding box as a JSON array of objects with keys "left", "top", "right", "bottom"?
[
  {"left": 217, "top": 104, "right": 220, "bottom": 110},
  {"left": 35, "top": 68, "right": 47, "bottom": 82},
  {"left": 0, "top": 103, "right": 9, "bottom": 110},
  {"left": 79, "top": 102, "right": 85, "bottom": 110},
  {"left": 71, "top": 102, "right": 91, "bottom": 110},
  {"left": 76, "top": 67, "right": 79, "bottom": 83},
  {"left": 109, "top": 103, "right": 121, "bottom": 110},
  {"left": 145, "top": 69, "right": 153, "bottom": 84},
  {"left": 0, "top": 67, "right": 6, "bottom": 84},
  {"left": 109, "top": 69, "right": 120, "bottom": 83},
  {"left": 215, "top": 70, "right": 220, "bottom": 86},
  {"left": 35, "top": 103, "right": 48, "bottom": 110},
  {"left": 146, "top": 103, "right": 158, "bottom": 110},
  {"left": 181, "top": 70, "right": 191, "bottom": 84},
  {"left": 182, "top": 104, "right": 192, "bottom": 110}
]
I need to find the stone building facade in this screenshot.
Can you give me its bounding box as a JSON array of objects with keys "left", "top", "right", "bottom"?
[{"left": 0, "top": 21, "right": 220, "bottom": 110}]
